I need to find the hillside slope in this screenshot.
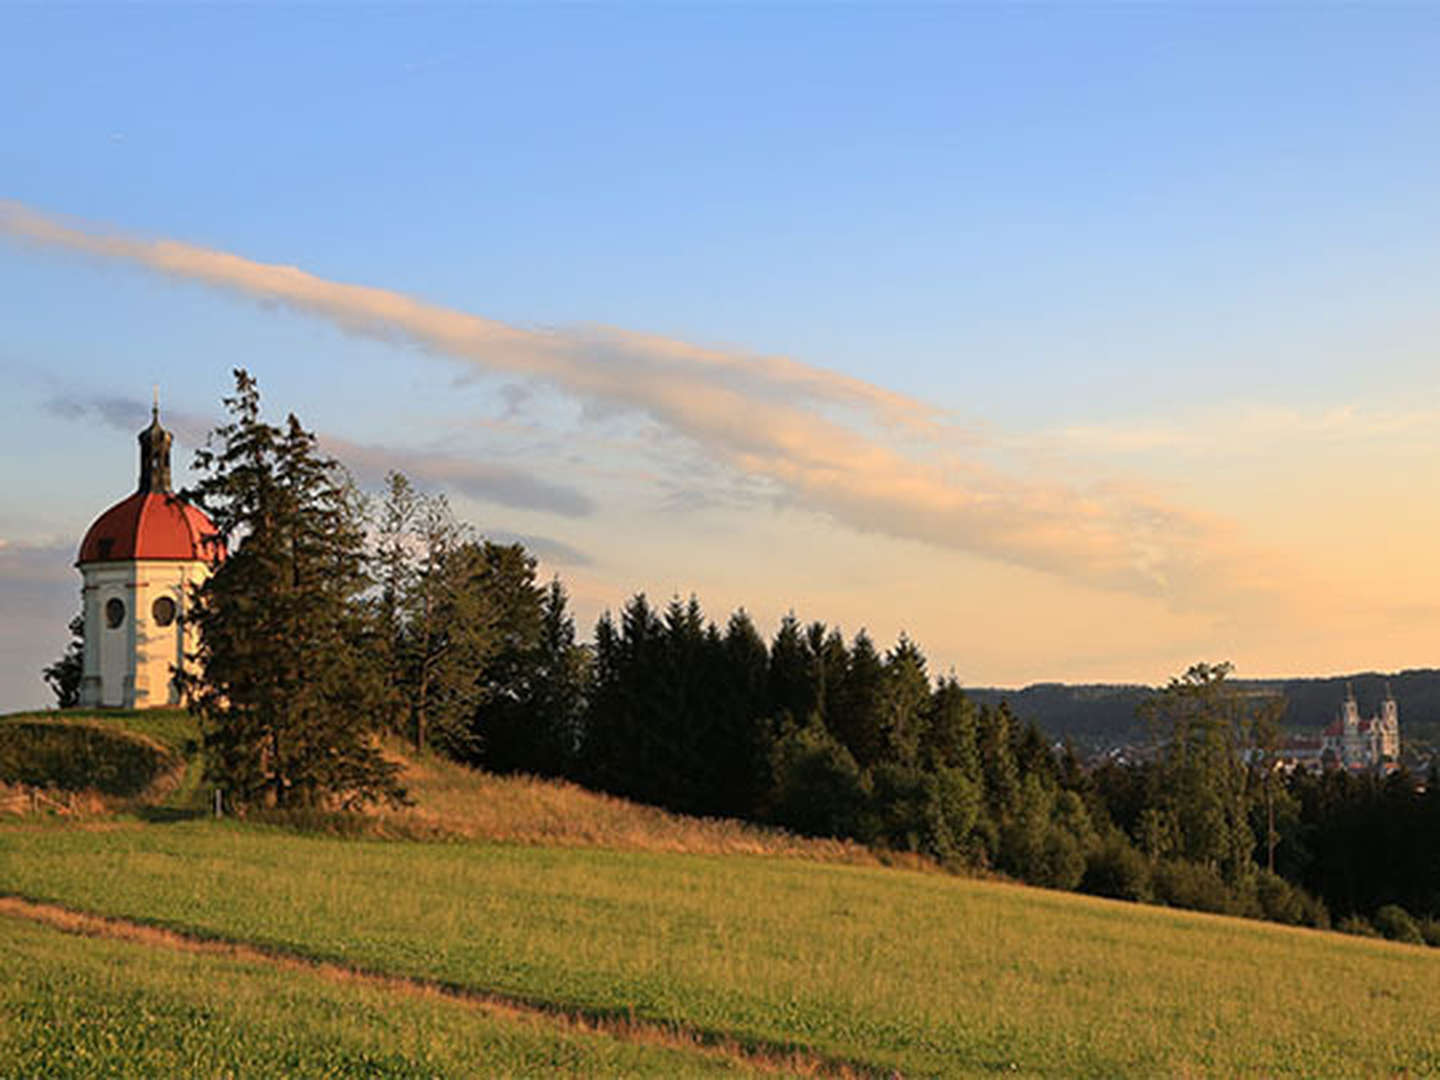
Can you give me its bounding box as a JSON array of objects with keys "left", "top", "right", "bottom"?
[
  {"left": 0, "top": 710, "right": 877, "bottom": 865},
  {"left": 0, "top": 709, "right": 195, "bottom": 806},
  {"left": 3, "top": 711, "right": 1440, "bottom": 1073},
  {"left": 4, "top": 820, "right": 1439, "bottom": 1076}
]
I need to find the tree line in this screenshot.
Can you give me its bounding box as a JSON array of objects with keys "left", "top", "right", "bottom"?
[{"left": 47, "top": 372, "right": 1440, "bottom": 942}]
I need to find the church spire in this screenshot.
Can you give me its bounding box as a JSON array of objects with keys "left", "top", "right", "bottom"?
[{"left": 137, "top": 391, "right": 173, "bottom": 494}]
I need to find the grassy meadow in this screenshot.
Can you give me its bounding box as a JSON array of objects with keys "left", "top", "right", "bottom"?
[
  {"left": 5, "top": 819, "right": 1440, "bottom": 1076},
  {"left": 5, "top": 709, "right": 1440, "bottom": 1076},
  {"left": 0, "top": 909, "right": 762, "bottom": 1077}
]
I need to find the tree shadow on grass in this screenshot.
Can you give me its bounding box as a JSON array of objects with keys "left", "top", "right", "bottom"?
[{"left": 132, "top": 805, "right": 208, "bottom": 824}]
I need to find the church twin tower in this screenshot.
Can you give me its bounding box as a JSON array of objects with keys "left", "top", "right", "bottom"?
[{"left": 75, "top": 406, "right": 223, "bottom": 708}]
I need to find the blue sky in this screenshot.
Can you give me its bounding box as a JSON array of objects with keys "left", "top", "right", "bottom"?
[{"left": 4, "top": 5, "right": 1440, "bottom": 709}]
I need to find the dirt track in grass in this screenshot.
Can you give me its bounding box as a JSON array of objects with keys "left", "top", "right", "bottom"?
[{"left": 0, "top": 894, "right": 883, "bottom": 1079}]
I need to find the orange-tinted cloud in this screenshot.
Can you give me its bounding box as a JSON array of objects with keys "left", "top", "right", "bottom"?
[{"left": 0, "top": 200, "right": 1290, "bottom": 610}]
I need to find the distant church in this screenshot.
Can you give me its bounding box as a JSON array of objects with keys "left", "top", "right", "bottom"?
[
  {"left": 1275, "top": 684, "right": 1402, "bottom": 775},
  {"left": 75, "top": 403, "right": 223, "bottom": 708},
  {"left": 1321, "top": 684, "right": 1400, "bottom": 773}
]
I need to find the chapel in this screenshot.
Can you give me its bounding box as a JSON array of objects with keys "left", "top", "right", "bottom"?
[{"left": 74, "top": 403, "right": 223, "bottom": 708}]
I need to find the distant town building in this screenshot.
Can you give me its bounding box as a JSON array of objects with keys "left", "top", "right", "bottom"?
[
  {"left": 1321, "top": 684, "right": 1400, "bottom": 773},
  {"left": 74, "top": 402, "right": 223, "bottom": 708},
  {"left": 1276, "top": 684, "right": 1400, "bottom": 775}
]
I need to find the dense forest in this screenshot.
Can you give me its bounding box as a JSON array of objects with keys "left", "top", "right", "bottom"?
[{"left": 49, "top": 372, "right": 1440, "bottom": 947}]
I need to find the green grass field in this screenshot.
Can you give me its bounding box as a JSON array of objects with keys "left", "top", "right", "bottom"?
[
  {"left": 0, "top": 910, "right": 762, "bottom": 1077},
  {"left": 5, "top": 710, "right": 1440, "bottom": 1076},
  {"left": 5, "top": 819, "right": 1440, "bottom": 1076}
]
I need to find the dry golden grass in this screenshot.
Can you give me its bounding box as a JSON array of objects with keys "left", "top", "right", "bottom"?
[
  {"left": 0, "top": 781, "right": 111, "bottom": 819},
  {"left": 376, "top": 743, "right": 886, "bottom": 865}
]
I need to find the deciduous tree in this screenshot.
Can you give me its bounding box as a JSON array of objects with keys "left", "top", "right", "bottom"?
[{"left": 42, "top": 614, "right": 84, "bottom": 709}]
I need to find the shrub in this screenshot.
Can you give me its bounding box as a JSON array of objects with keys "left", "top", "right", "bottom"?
[
  {"left": 1337, "top": 915, "right": 1379, "bottom": 938},
  {"left": 927, "top": 766, "right": 985, "bottom": 866},
  {"left": 864, "top": 763, "right": 986, "bottom": 865},
  {"left": 1419, "top": 918, "right": 1440, "bottom": 948},
  {"left": 1373, "top": 904, "right": 1425, "bottom": 945},
  {"left": 864, "top": 762, "right": 934, "bottom": 854},
  {"left": 1081, "top": 834, "right": 1152, "bottom": 902},
  {"left": 997, "top": 778, "right": 1094, "bottom": 891},
  {"left": 767, "top": 719, "right": 868, "bottom": 840},
  {"left": 1151, "top": 859, "right": 1239, "bottom": 915},
  {"left": 1252, "top": 871, "right": 1329, "bottom": 929}
]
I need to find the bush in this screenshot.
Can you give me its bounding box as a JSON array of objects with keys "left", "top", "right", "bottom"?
[
  {"left": 1081, "top": 834, "right": 1152, "bottom": 902},
  {"left": 1337, "top": 915, "right": 1379, "bottom": 938},
  {"left": 767, "top": 719, "right": 868, "bottom": 840},
  {"left": 865, "top": 762, "right": 934, "bottom": 854},
  {"left": 997, "top": 778, "right": 1094, "bottom": 891},
  {"left": 1373, "top": 904, "right": 1425, "bottom": 945},
  {"left": 1152, "top": 859, "right": 1240, "bottom": 915},
  {"left": 1034, "top": 829, "right": 1090, "bottom": 891},
  {"left": 864, "top": 763, "right": 986, "bottom": 865},
  {"left": 927, "top": 766, "right": 985, "bottom": 866},
  {"left": 1419, "top": 918, "right": 1440, "bottom": 948},
  {"left": 1252, "top": 871, "right": 1329, "bottom": 929}
]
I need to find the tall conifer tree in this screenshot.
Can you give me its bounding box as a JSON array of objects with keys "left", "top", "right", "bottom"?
[{"left": 182, "top": 370, "right": 403, "bottom": 810}]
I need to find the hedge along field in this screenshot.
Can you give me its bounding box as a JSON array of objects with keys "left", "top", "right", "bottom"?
[
  {"left": 5, "top": 823, "right": 1440, "bottom": 1076},
  {"left": 0, "top": 911, "right": 763, "bottom": 1078}
]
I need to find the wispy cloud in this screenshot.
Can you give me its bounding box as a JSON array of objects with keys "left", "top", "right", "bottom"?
[
  {"left": 1043, "top": 402, "right": 1440, "bottom": 458},
  {"left": 45, "top": 391, "right": 594, "bottom": 518},
  {"left": 320, "top": 435, "right": 594, "bottom": 518},
  {"left": 0, "top": 538, "right": 84, "bottom": 710},
  {"left": 484, "top": 530, "right": 593, "bottom": 568},
  {"left": 0, "top": 538, "right": 77, "bottom": 585},
  {"left": 2, "top": 200, "right": 1286, "bottom": 607}
]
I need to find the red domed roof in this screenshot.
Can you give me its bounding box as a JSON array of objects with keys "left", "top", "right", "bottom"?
[{"left": 78, "top": 492, "right": 225, "bottom": 565}]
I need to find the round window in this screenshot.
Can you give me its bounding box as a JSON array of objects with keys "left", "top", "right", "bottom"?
[
  {"left": 105, "top": 598, "right": 125, "bottom": 629},
  {"left": 152, "top": 596, "right": 177, "bottom": 627}
]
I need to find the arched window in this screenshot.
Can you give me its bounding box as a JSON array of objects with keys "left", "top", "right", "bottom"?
[
  {"left": 105, "top": 598, "right": 125, "bottom": 629},
  {"left": 152, "top": 596, "right": 177, "bottom": 627}
]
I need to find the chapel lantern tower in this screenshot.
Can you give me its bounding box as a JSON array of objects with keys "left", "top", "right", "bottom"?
[{"left": 138, "top": 400, "right": 173, "bottom": 494}]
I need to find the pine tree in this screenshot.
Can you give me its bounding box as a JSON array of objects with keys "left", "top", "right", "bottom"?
[
  {"left": 468, "top": 541, "right": 546, "bottom": 769},
  {"left": 524, "top": 577, "right": 591, "bottom": 776},
  {"left": 832, "top": 630, "right": 887, "bottom": 768},
  {"left": 182, "top": 370, "right": 404, "bottom": 810},
  {"left": 583, "top": 594, "right": 665, "bottom": 799},
  {"left": 922, "top": 676, "right": 980, "bottom": 779},
  {"left": 715, "top": 609, "right": 772, "bottom": 818},
  {"left": 767, "top": 614, "right": 815, "bottom": 726},
  {"left": 880, "top": 634, "right": 931, "bottom": 765}
]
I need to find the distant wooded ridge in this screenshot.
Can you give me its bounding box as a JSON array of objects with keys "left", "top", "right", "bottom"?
[{"left": 968, "top": 670, "right": 1440, "bottom": 749}]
